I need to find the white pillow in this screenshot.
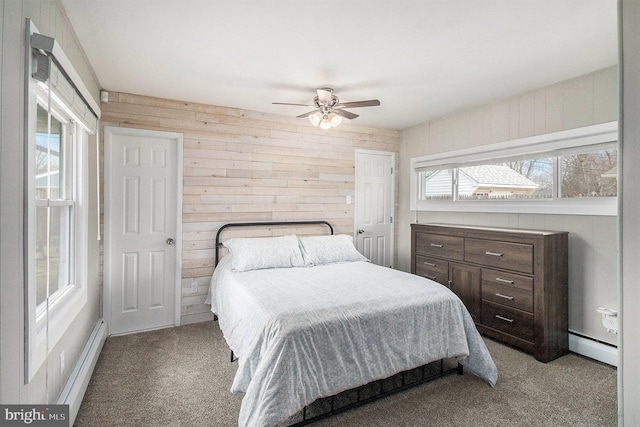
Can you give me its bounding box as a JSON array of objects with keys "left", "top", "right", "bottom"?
[
  {"left": 222, "top": 235, "right": 305, "bottom": 272},
  {"left": 298, "top": 234, "right": 368, "bottom": 266}
]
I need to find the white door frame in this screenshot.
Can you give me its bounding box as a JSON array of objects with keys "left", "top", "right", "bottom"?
[
  {"left": 103, "top": 126, "right": 183, "bottom": 333},
  {"left": 354, "top": 149, "right": 396, "bottom": 268}
]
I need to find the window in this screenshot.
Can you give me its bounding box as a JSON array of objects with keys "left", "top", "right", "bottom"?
[
  {"left": 422, "top": 168, "right": 454, "bottom": 200},
  {"left": 421, "top": 158, "right": 555, "bottom": 201},
  {"left": 35, "top": 104, "right": 75, "bottom": 309},
  {"left": 559, "top": 147, "right": 617, "bottom": 198},
  {"left": 26, "top": 25, "right": 100, "bottom": 381},
  {"left": 28, "top": 80, "right": 90, "bottom": 380},
  {"left": 411, "top": 122, "right": 618, "bottom": 216},
  {"left": 458, "top": 158, "right": 554, "bottom": 200}
]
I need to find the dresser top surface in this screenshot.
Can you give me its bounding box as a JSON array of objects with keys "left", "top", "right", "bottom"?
[{"left": 412, "top": 222, "right": 568, "bottom": 236}]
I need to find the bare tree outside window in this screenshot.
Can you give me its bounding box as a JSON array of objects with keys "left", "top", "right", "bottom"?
[{"left": 560, "top": 149, "right": 617, "bottom": 198}]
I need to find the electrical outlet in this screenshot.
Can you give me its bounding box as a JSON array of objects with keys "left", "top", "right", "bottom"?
[
  {"left": 346, "top": 195, "right": 352, "bottom": 204},
  {"left": 60, "top": 351, "right": 65, "bottom": 374},
  {"left": 190, "top": 281, "right": 198, "bottom": 294},
  {"left": 603, "top": 315, "right": 618, "bottom": 333}
]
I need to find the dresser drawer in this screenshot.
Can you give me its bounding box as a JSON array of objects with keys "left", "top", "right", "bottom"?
[
  {"left": 415, "top": 255, "right": 448, "bottom": 285},
  {"left": 482, "top": 301, "right": 534, "bottom": 342},
  {"left": 415, "top": 233, "right": 464, "bottom": 261},
  {"left": 482, "top": 268, "right": 533, "bottom": 312},
  {"left": 465, "top": 238, "right": 533, "bottom": 274}
]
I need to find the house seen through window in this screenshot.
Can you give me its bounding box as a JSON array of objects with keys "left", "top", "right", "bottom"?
[{"left": 420, "top": 147, "right": 616, "bottom": 201}]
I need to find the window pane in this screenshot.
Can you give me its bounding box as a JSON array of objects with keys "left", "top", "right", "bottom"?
[
  {"left": 35, "top": 207, "right": 48, "bottom": 306},
  {"left": 422, "top": 169, "right": 454, "bottom": 200},
  {"left": 560, "top": 148, "right": 617, "bottom": 198},
  {"left": 35, "top": 205, "right": 72, "bottom": 308},
  {"left": 35, "top": 105, "right": 64, "bottom": 200},
  {"left": 49, "top": 205, "right": 72, "bottom": 296},
  {"left": 458, "top": 159, "right": 553, "bottom": 200}
]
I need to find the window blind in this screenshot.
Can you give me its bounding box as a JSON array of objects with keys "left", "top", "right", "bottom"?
[
  {"left": 412, "top": 122, "right": 618, "bottom": 172},
  {"left": 31, "top": 33, "right": 99, "bottom": 134}
]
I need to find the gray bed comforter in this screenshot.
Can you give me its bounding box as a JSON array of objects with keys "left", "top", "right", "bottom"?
[{"left": 209, "top": 257, "right": 497, "bottom": 427}]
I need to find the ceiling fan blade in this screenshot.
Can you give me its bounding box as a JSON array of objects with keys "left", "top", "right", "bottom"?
[
  {"left": 273, "top": 102, "right": 315, "bottom": 107},
  {"left": 317, "top": 88, "right": 333, "bottom": 104},
  {"left": 335, "top": 99, "right": 380, "bottom": 108},
  {"left": 296, "top": 110, "right": 318, "bottom": 118},
  {"left": 332, "top": 109, "right": 359, "bottom": 120}
]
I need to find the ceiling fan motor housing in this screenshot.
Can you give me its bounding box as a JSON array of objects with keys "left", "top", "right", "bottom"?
[{"left": 313, "top": 94, "right": 340, "bottom": 110}]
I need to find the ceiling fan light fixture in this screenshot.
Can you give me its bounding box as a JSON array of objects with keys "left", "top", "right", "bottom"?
[
  {"left": 309, "top": 111, "right": 341, "bottom": 129},
  {"left": 308, "top": 111, "right": 322, "bottom": 127},
  {"left": 329, "top": 113, "right": 342, "bottom": 127},
  {"left": 319, "top": 115, "right": 332, "bottom": 130}
]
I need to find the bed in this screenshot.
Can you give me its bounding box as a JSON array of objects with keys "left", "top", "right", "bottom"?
[{"left": 207, "top": 221, "right": 497, "bottom": 427}]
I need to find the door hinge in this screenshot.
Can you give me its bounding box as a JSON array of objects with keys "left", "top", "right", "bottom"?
[
  {"left": 391, "top": 167, "right": 394, "bottom": 174},
  {"left": 390, "top": 216, "right": 393, "bottom": 223}
]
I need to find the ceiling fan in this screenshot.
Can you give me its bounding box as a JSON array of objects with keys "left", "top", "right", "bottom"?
[{"left": 273, "top": 88, "right": 380, "bottom": 129}]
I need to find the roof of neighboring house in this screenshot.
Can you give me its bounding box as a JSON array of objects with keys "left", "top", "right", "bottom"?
[{"left": 460, "top": 165, "right": 539, "bottom": 188}]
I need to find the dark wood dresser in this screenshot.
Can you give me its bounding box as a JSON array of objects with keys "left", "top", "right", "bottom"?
[{"left": 411, "top": 223, "right": 569, "bottom": 363}]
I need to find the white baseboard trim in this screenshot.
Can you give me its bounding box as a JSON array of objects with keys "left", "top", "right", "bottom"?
[
  {"left": 569, "top": 332, "right": 618, "bottom": 367},
  {"left": 57, "top": 318, "right": 108, "bottom": 425}
]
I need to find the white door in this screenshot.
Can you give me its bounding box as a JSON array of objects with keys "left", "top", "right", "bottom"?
[
  {"left": 355, "top": 150, "right": 395, "bottom": 268},
  {"left": 104, "top": 127, "right": 182, "bottom": 335}
]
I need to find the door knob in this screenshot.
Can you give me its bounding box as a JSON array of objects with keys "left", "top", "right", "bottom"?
[
  {"left": 166, "top": 238, "right": 175, "bottom": 245},
  {"left": 358, "top": 229, "right": 365, "bottom": 234}
]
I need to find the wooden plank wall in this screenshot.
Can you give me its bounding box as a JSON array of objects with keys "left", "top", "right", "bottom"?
[{"left": 100, "top": 92, "right": 400, "bottom": 324}]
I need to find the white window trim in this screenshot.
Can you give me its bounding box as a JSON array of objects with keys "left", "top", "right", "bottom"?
[
  {"left": 25, "top": 21, "right": 93, "bottom": 382},
  {"left": 410, "top": 121, "right": 618, "bottom": 216}
]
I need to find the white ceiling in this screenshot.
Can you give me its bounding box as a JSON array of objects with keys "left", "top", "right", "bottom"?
[{"left": 61, "top": 0, "right": 618, "bottom": 130}]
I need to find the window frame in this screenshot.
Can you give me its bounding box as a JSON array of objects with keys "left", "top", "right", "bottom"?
[
  {"left": 410, "top": 121, "right": 618, "bottom": 216},
  {"left": 25, "top": 23, "right": 95, "bottom": 382},
  {"left": 34, "top": 102, "right": 76, "bottom": 308},
  {"left": 27, "top": 98, "right": 89, "bottom": 382}
]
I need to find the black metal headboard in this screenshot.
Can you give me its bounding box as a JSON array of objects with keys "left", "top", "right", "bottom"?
[{"left": 214, "top": 220, "right": 334, "bottom": 266}]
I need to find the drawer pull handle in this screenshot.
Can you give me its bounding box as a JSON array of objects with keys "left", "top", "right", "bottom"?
[
  {"left": 495, "top": 293, "right": 515, "bottom": 300},
  {"left": 430, "top": 243, "right": 443, "bottom": 248},
  {"left": 495, "top": 277, "right": 514, "bottom": 284},
  {"left": 425, "top": 274, "right": 437, "bottom": 280},
  {"left": 485, "top": 251, "right": 503, "bottom": 257},
  {"left": 495, "top": 315, "right": 514, "bottom": 323},
  {"left": 423, "top": 261, "right": 437, "bottom": 267}
]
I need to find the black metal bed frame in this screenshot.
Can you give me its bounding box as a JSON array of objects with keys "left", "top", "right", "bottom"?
[
  {"left": 289, "top": 359, "right": 462, "bottom": 426},
  {"left": 214, "top": 220, "right": 334, "bottom": 267},
  {"left": 212, "top": 220, "right": 463, "bottom": 425}
]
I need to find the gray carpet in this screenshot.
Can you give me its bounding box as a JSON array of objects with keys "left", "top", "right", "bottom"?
[{"left": 75, "top": 321, "right": 617, "bottom": 427}]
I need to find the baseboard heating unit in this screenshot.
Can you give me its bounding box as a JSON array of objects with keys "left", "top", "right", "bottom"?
[{"left": 57, "top": 318, "right": 108, "bottom": 425}]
